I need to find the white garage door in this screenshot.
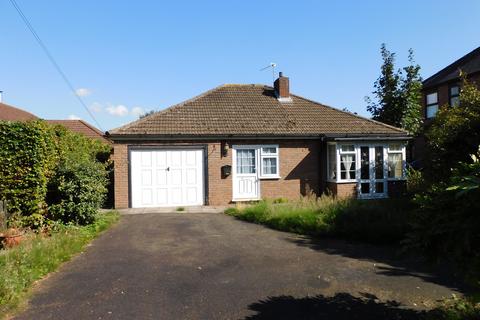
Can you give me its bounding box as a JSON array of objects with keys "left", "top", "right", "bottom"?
[{"left": 130, "top": 149, "right": 204, "bottom": 208}]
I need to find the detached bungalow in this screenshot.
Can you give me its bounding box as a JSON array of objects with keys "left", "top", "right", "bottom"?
[{"left": 107, "top": 74, "right": 409, "bottom": 208}]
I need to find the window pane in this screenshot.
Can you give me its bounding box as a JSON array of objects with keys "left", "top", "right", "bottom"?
[
  {"left": 450, "top": 86, "right": 459, "bottom": 96},
  {"left": 340, "top": 154, "right": 356, "bottom": 180},
  {"left": 262, "top": 147, "right": 277, "bottom": 154},
  {"left": 375, "top": 146, "right": 384, "bottom": 179},
  {"left": 360, "top": 146, "right": 369, "bottom": 180},
  {"left": 426, "top": 105, "right": 438, "bottom": 118},
  {"left": 426, "top": 92, "right": 438, "bottom": 104},
  {"left": 388, "top": 153, "right": 403, "bottom": 178},
  {"left": 340, "top": 145, "right": 355, "bottom": 152},
  {"left": 328, "top": 145, "right": 336, "bottom": 180},
  {"left": 361, "top": 183, "right": 370, "bottom": 194},
  {"left": 450, "top": 96, "right": 460, "bottom": 107},
  {"left": 389, "top": 144, "right": 401, "bottom": 151},
  {"left": 262, "top": 157, "right": 277, "bottom": 175},
  {"left": 237, "top": 149, "right": 255, "bottom": 174},
  {"left": 375, "top": 182, "right": 384, "bottom": 193}
]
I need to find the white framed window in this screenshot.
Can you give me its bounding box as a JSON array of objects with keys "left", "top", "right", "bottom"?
[
  {"left": 387, "top": 144, "right": 405, "bottom": 179},
  {"left": 339, "top": 144, "right": 356, "bottom": 181},
  {"left": 327, "top": 144, "right": 337, "bottom": 180},
  {"left": 260, "top": 145, "right": 279, "bottom": 178},
  {"left": 426, "top": 92, "right": 439, "bottom": 118}
]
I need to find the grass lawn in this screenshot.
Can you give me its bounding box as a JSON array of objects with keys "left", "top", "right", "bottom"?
[
  {"left": 225, "top": 195, "right": 414, "bottom": 244},
  {"left": 0, "top": 211, "right": 119, "bottom": 317}
]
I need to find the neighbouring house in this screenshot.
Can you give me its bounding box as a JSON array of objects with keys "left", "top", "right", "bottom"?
[
  {"left": 0, "top": 101, "right": 38, "bottom": 121},
  {"left": 414, "top": 46, "right": 480, "bottom": 161},
  {"left": 107, "top": 73, "right": 410, "bottom": 208},
  {"left": 46, "top": 120, "right": 111, "bottom": 144}
]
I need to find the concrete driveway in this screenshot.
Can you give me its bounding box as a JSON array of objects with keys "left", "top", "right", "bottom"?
[{"left": 14, "top": 211, "right": 465, "bottom": 320}]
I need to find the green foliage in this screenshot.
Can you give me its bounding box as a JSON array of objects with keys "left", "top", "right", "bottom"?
[
  {"left": 0, "top": 211, "right": 119, "bottom": 317},
  {"left": 425, "top": 76, "right": 480, "bottom": 181},
  {"left": 0, "top": 121, "right": 57, "bottom": 216},
  {"left": 406, "top": 160, "right": 480, "bottom": 285},
  {"left": 0, "top": 121, "right": 111, "bottom": 227},
  {"left": 176, "top": 207, "right": 185, "bottom": 212},
  {"left": 428, "top": 295, "right": 480, "bottom": 320},
  {"left": 366, "top": 44, "right": 423, "bottom": 135},
  {"left": 225, "top": 196, "right": 413, "bottom": 244}
]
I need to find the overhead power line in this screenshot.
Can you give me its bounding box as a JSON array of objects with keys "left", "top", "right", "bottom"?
[{"left": 9, "top": 0, "right": 104, "bottom": 131}]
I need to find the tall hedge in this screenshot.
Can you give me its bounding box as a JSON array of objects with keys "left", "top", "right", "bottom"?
[
  {"left": 0, "top": 121, "right": 57, "bottom": 215},
  {"left": 0, "top": 120, "right": 111, "bottom": 225}
]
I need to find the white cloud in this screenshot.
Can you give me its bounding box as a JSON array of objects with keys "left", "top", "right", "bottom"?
[
  {"left": 131, "top": 106, "right": 145, "bottom": 117},
  {"left": 90, "top": 102, "right": 103, "bottom": 113},
  {"left": 68, "top": 114, "right": 81, "bottom": 120},
  {"left": 75, "top": 88, "right": 92, "bottom": 97},
  {"left": 106, "top": 104, "right": 129, "bottom": 117}
]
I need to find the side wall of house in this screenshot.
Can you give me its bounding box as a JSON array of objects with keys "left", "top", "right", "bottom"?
[{"left": 112, "top": 139, "right": 322, "bottom": 208}]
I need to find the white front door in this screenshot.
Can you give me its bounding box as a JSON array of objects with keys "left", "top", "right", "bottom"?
[
  {"left": 232, "top": 147, "right": 260, "bottom": 201},
  {"left": 130, "top": 149, "right": 204, "bottom": 208}
]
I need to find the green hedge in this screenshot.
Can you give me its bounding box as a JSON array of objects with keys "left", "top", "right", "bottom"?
[{"left": 0, "top": 120, "right": 111, "bottom": 226}]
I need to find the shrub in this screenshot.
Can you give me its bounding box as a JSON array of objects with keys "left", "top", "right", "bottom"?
[{"left": 0, "top": 121, "right": 57, "bottom": 216}]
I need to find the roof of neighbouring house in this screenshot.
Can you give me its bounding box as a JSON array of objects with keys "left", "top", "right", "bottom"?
[
  {"left": 108, "top": 84, "right": 407, "bottom": 139},
  {"left": 423, "top": 46, "right": 480, "bottom": 89},
  {"left": 47, "top": 119, "right": 111, "bottom": 144},
  {"left": 0, "top": 102, "right": 38, "bottom": 121}
]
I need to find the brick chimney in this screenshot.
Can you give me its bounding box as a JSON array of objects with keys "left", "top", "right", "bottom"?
[{"left": 274, "top": 72, "right": 291, "bottom": 101}]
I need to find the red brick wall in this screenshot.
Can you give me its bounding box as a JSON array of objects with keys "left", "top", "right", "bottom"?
[
  {"left": 326, "top": 182, "right": 357, "bottom": 198},
  {"left": 112, "top": 139, "right": 321, "bottom": 208}
]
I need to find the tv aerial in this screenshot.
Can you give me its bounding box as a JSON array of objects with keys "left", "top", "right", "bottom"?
[{"left": 260, "top": 62, "right": 277, "bottom": 82}]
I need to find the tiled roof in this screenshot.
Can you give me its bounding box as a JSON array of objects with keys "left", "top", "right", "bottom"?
[
  {"left": 108, "top": 84, "right": 407, "bottom": 138},
  {"left": 423, "top": 46, "right": 480, "bottom": 89},
  {"left": 47, "top": 120, "right": 111, "bottom": 144},
  {"left": 0, "top": 102, "right": 38, "bottom": 121}
]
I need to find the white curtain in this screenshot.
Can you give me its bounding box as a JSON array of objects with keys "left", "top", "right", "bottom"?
[
  {"left": 342, "top": 154, "right": 354, "bottom": 179},
  {"left": 388, "top": 153, "right": 402, "bottom": 178}
]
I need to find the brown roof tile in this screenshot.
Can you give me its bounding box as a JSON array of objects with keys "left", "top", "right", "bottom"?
[
  {"left": 0, "top": 102, "right": 38, "bottom": 121},
  {"left": 108, "top": 84, "right": 407, "bottom": 138},
  {"left": 47, "top": 120, "right": 111, "bottom": 144}
]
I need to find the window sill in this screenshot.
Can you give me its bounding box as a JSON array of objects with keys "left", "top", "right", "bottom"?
[
  {"left": 259, "top": 176, "right": 281, "bottom": 180},
  {"left": 328, "top": 179, "right": 357, "bottom": 184}
]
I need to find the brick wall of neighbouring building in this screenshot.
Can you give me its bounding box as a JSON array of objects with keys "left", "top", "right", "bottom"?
[{"left": 112, "top": 139, "right": 322, "bottom": 208}]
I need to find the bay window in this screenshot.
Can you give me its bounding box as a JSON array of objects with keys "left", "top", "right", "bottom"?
[{"left": 339, "top": 145, "right": 356, "bottom": 180}]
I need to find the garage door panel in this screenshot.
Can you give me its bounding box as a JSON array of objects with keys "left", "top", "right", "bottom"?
[{"left": 131, "top": 149, "right": 204, "bottom": 208}]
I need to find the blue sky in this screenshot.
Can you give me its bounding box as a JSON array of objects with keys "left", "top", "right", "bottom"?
[{"left": 1, "top": 0, "right": 479, "bottom": 131}]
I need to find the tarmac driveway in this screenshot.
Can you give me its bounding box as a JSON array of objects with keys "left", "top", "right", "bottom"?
[{"left": 14, "top": 211, "right": 465, "bottom": 319}]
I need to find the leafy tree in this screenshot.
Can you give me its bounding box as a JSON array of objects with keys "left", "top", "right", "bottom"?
[
  {"left": 139, "top": 110, "right": 156, "bottom": 119},
  {"left": 366, "top": 44, "right": 402, "bottom": 126},
  {"left": 425, "top": 74, "right": 480, "bottom": 182},
  {"left": 400, "top": 49, "right": 423, "bottom": 136},
  {"left": 366, "top": 44, "right": 423, "bottom": 135}
]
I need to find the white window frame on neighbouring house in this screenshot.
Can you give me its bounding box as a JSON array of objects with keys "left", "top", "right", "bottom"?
[
  {"left": 327, "top": 141, "right": 407, "bottom": 199},
  {"left": 426, "top": 92, "right": 439, "bottom": 118}
]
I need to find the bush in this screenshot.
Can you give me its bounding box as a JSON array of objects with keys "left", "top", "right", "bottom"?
[
  {"left": 0, "top": 121, "right": 111, "bottom": 227},
  {"left": 0, "top": 121, "right": 57, "bottom": 216},
  {"left": 47, "top": 160, "right": 108, "bottom": 225}
]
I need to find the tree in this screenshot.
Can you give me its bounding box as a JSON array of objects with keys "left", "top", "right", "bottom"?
[
  {"left": 366, "top": 44, "right": 402, "bottom": 126},
  {"left": 139, "top": 110, "right": 156, "bottom": 119},
  {"left": 425, "top": 74, "right": 480, "bottom": 182},
  {"left": 366, "top": 45, "right": 423, "bottom": 135},
  {"left": 400, "top": 49, "right": 423, "bottom": 136}
]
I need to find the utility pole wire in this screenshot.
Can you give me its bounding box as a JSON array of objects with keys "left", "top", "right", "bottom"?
[{"left": 9, "top": 0, "right": 104, "bottom": 131}]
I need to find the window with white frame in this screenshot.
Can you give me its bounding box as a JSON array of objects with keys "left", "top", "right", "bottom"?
[
  {"left": 260, "top": 146, "right": 279, "bottom": 178},
  {"left": 387, "top": 144, "right": 403, "bottom": 178},
  {"left": 426, "top": 92, "right": 439, "bottom": 118},
  {"left": 328, "top": 144, "right": 337, "bottom": 180},
  {"left": 339, "top": 144, "right": 356, "bottom": 180}
]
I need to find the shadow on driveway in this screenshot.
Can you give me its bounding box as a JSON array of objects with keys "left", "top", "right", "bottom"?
[
  {"left": 286, "top": 235, "right": 472, "bottom": 295},
  {"left": 245, "top": 292, "right": 442, "bottom": 320}
]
